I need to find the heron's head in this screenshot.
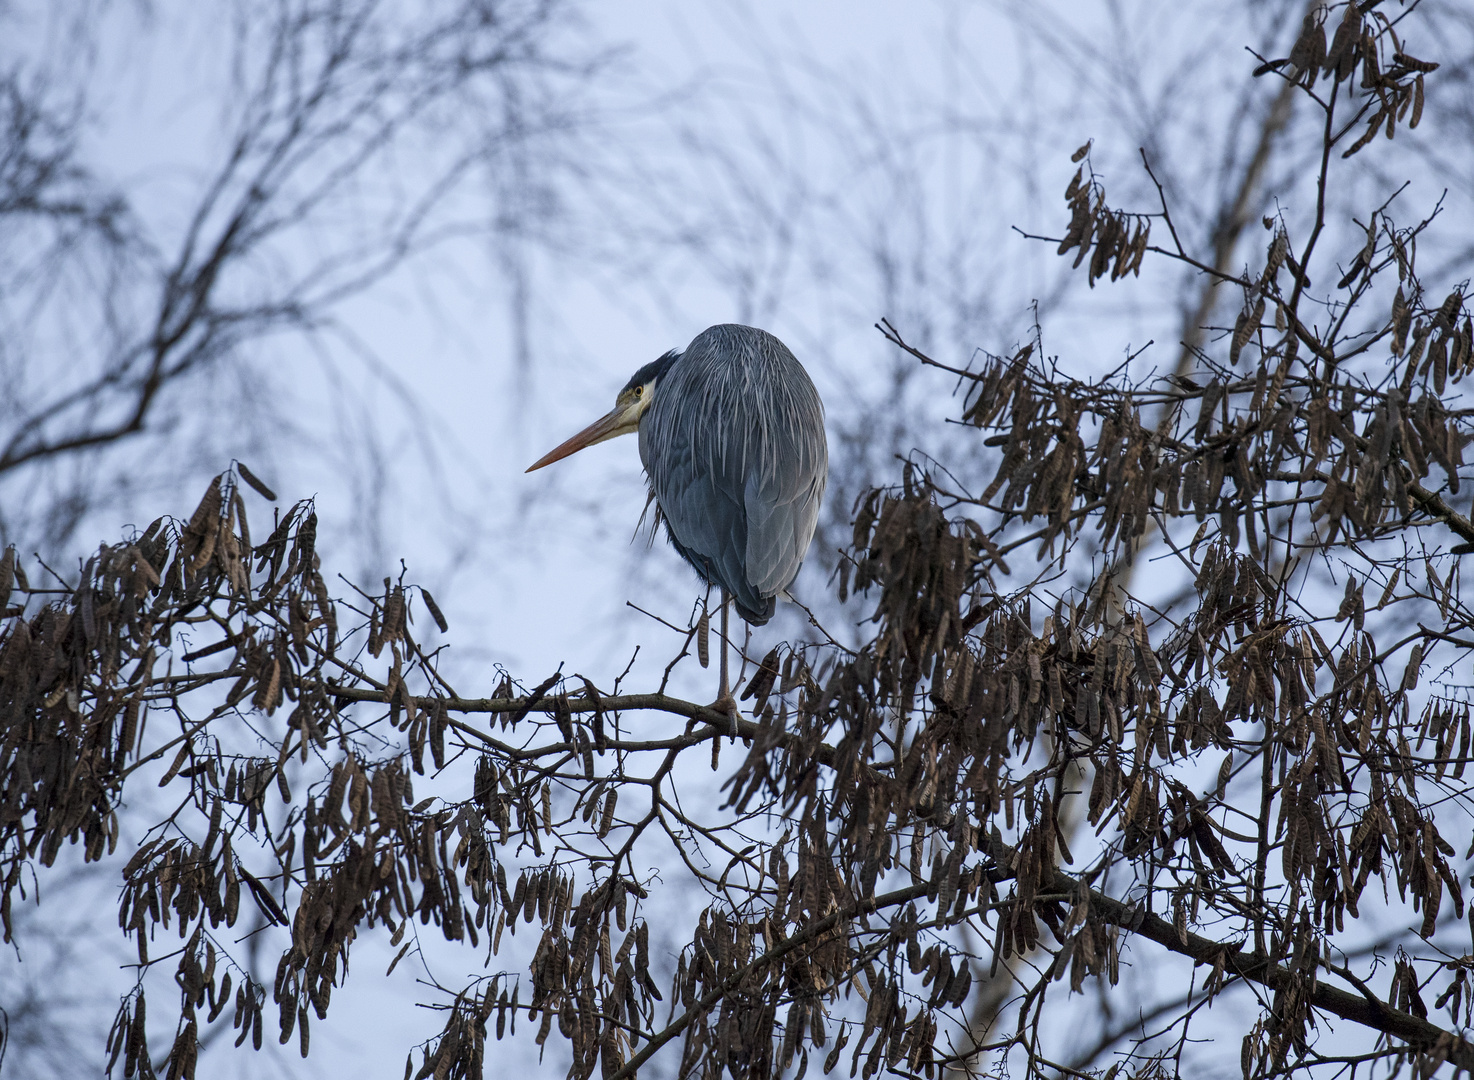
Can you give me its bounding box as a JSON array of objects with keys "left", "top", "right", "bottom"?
[{"left": 525, "top": 351, "right": 678, "bottom": 472}]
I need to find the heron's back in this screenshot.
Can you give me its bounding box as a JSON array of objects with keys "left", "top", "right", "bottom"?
[{"left": 640, "top": 325, "right": 827, "bottom": 624}]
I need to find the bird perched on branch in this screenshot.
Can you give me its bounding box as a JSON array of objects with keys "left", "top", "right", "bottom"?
[{"left": 527, "top": 324, "right": 828, "bottom": 727}]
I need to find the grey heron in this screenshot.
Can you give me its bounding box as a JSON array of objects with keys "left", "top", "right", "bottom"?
[{"left": 526, "top": 324, "right": 828, "bottom": 726}]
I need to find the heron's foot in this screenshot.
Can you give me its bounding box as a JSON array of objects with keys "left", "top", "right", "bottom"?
[{"left": 709, "top": 692, "right": 740, "bottom": 737}]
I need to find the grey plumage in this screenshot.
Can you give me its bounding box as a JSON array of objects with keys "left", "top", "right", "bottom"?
[
  {"left": 638, "top": 324, "right": 827, "bottom": 624},
  {"left": 526, "top": 322, "right": 827, "bottom": 629}
]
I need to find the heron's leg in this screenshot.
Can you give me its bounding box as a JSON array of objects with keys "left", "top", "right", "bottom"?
[
  {"left": 718, "top": 594, "right": 729, "bottom": 700},
  {"left": 714, "top": 591, "right": 738, "bottom": 737}
]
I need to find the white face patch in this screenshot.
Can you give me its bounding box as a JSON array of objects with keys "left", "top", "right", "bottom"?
[{"left": 636, "top": 381, "right": 657, "bottom": 418}]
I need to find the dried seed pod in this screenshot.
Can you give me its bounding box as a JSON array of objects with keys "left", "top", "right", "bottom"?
[
  {"left": 1128, "top": 220, "right": 1151, "bottom": 275},
  {"left": 1230, "top": 299, "right": 1260, "bottom": 365},
  {"left": 1072, "top": 201, "right": 1099, "bottom": 269},
  {"left": 1263, "top": 229, "right": 1288, "bottom": 284},
  {"left": 430, "top": 699, "right": 447, "bottom": 771},
  {"left": 0, "top": 546, "right": 13, "bottom": 611},
  {"left": 1392, "top": 286, "right": 1410, "bottom": 355},
  {"left": 420, "top": 588, "right": 449, "bottom": 633},
  {"left": 1286, "top": 9, "right": 1327, "bottom": 83},
  {"left": 1343, "top": 109, "right": 1385, "bottom": 159},
  {"left": 1393, "top": 51, "right": 1440, "bottom": 74},
  {"left": 510, "top": 873, "right": 526, "bottom": 919},
  {"left": 278, "top": 996, "right": 296, "bottom": 1045},
  {"left": 536, "top": 868, "right": 551, "bottom": 924},
  {"left": 597, "top": 789, "right": 618, "bottom": 840},
  {"left": 367, "top": 603, "right": 383, "bottom": 658},
  {"left": 552, "top": 692, "right": 573, "bottom": 742},
  {"left": 383, "top": 584, "right": 405, "bottom": 643},
  {"left": 1451, "top": 321, "right": 1470, "bottom": 380},
  {"left": 521, "top": 872, "right": 538, "bottom": 923},
  {"left": 235, "top": 462, "right": 278, "bottom": 502},
  {"left": 1064, "top": 165, "right": 1082, "bottom": 201},
  {"left": 185, "top": 481, "right": 224, "bottom": 539},
  {"left": 1409, "top": 323, "right": 1430, "bottom": 369},
  {"left": 740, "top": 647, "right": 781, "bottom": 710},
  {"left": 1324, "top": 3, "right": 1362, "bottom": 80},
  {"left": 1436, "top": 290, "right": 1464, "bottom": 330}
]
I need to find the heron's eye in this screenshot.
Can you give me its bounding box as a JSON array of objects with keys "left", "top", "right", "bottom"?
[{"left": 633, "top": 386, "right": 643, "bottom": 398}]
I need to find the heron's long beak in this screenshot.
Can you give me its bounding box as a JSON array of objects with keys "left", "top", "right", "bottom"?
[{"left": 525, "top": 402, "right": 640, "bottom": 472}]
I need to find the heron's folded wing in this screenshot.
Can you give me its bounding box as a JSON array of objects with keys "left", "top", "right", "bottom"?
[
  {"left": 646, "top": 413, "right": 767, "bottom": 617},
  {"left": 742, "top": 420, "right": 827, "bottom": 597}
]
